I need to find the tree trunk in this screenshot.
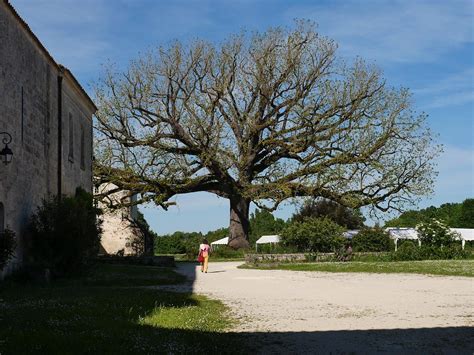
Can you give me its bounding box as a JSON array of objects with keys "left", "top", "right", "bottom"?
[{"left": 228, "top": 196, "right": 251, "bottom": 249}]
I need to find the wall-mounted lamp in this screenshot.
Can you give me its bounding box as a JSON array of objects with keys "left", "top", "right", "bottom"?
[{"left": 0, "top": 132, "right": 13, "bottom": 165}]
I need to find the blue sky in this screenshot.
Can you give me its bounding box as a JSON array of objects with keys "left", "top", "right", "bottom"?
[{"left": 11, "top": 0, "right": 473, "bottom": 233}]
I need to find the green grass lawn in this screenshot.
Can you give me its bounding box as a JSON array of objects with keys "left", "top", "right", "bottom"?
[
  {"left": 242, "top": 260, "right": 474, "bottom": 277},
  {"left": 0, "top": 263, "right": 241, "bottom": 354}
]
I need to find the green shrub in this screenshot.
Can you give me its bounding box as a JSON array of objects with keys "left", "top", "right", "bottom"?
[
  {"left": 0, "top": 229, "right": 16, "bottom": 270},
  {"left": 416, "top": 219, "right": 460, "bottom": 247},
  {"left": 352, "top": 227, "right": 392, "bottom": 252},
  {"left": 391, "top": 240, "right": 420, "bottom": 261},
  {"left": 390, "top": 241, "right": 470, "bottom": 261},
  {"left": 280, "top": 217, "right": 344, "bottom": 252},
  {"left": 29, "top": 188, "right": 102, "bottom": 276},
  {"left": 211, "top": 246, "right": 246, "bottom": 259}
]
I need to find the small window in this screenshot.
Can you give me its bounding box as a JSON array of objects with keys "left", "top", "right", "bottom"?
[
  {"left": 68, "top": 113, "right": 74, "bottom": 162},
  {"left": 80, "top": 126, "right": 85, "bottom": 170}
]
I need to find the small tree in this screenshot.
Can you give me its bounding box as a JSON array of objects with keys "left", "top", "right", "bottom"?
[
  {"left": 352, "top": 227, "right": 391, "bottom": 252},
  {"left": 281, "top": 217, "right": 344, "bottom": 252},
  {"left": 29, "top": 188, "right": 102, "bottom": 275},
  {"left": 416, "top": 219, "right": 459, "bottom": 248}
]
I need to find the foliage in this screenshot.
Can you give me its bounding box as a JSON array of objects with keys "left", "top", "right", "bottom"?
[
  {"left": 351, "top": 227, "right": 392, "bottom": 252},
  {"left": 457, "top": 198, "right": 474, "bottom": 228},
  {"left": 28, "top": 188, "right": 102, "bottom": 276},
  {"left": 416, "top": 219, "right": 460, "bottom": 248},
  {"left": 249, "top": 209, "right": 286, "bottom": 245},
  {"left": 391, "top": 243, "right": 469, "bottom": 261},
  {"left": 154, "top": 231, "right": 203, "bottom": 256},
  {"left": 210, "top": 246, "right": 246, "bottom": 259},
  {"left": 391, "top": 241, "right": 419, "bottom": 261},
  {"left": 130, "top": 210, "right": 156, "bottom": 256},
  {"left": 385, "top": 198, "right": 473, "bottom": 228},
  {"left": 0, "top": 229, "right": 16, "bottom": 271},
  {"left": 244, "top": 260, "right": 474, "bottom": 277},
  {"left": 292, "top": 199, "right": 365, "bottom": 229},
  {"left": 280, "top": 217, "right": 345, "bottom": 252},
  {"left": 95, "top": 21, "right": 440, "bottom": 248}
]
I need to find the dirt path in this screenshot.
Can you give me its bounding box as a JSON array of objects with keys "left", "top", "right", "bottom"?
[{"left": 171, "top": 262, "right": 474, "bottom": 353}]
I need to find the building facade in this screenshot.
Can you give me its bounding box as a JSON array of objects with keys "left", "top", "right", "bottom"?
[
  {"left": 0, "top": 1, "right": 96, "bottom": 274},
  {"left": 97, "top": 183, "right": 143, "bottom": 256}
]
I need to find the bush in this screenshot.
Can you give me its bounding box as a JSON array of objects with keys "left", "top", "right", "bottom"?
[
  {"left": 280, "top": 217, "right": 345, "bottom": 252},
  {"left": 390, "top": 241, "right": 470, "bottom": 261},
  {"left": 0, "top": 229, "right": 16, "bottom": 270},
  {"left": 416, "top": 219, "right": 460, "bottom": 247},
  {"left": 29, "top": 188, "right": 102, "bottom": 276},
  {"left": 352, "top": 227, "right": 392, "bottom": 252},
  {"left": 211, "top": 246, "right": 246, "bottom": 259},
  {"left": 391, "top": 240, "right": 420, "bottom": 261}
]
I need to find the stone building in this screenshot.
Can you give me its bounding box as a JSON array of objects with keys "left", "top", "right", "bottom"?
[
  {"left": 97, "top": 183, "right": 143, "bottom": 256},
  {"left": 0, "top": 1, "right": 95, "bottom": 274}
]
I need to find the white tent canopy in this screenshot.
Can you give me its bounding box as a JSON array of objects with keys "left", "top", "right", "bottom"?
[
  {"left": 255, "top": 235, "right": 280, "bottom": 251},
  {"left": 256, "top": 235, "right": 280, "bottom": 244},
  {"left": 385, "top": 227, "right": 474, "bottom": 250},
  {"left": 386, "top": 228, "right": 420, "bottom": 250},
  {"left": 452, "top": 228, "right": 474, "bottom": 249},
  {"left": 343, "top": 230, "right": 360, "bottom": 239},
  {"left": 210, "top": 237, "right": 228, "bottom": 249}
]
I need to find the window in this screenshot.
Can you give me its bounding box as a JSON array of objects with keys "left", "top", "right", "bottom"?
[
  {"left": 80, "top": 126, "right": 85, "bottom": 170},
  {"left": 68, "top": 113, "right": 74, "bottom": 162}
]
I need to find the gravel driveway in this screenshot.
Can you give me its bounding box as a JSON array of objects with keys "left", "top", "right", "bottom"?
[{"left": 170, "top": 261, "right": 474, "bottom": 354}]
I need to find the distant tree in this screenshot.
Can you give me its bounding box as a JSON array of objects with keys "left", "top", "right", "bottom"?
[
  {"left": 292, "top": 199, "right": 365, "bottom": 229},
  {"left": 249, "top": 209, "right": 286, "bottom": 245},
  {"left": 384, "top": 199, "right": 471, "bottom": 228},
  {"left": 204, "top": 228, "right": 229, "bottom": 243},
  {"left": 95, "top": 21, "right": 440, "bottom": 249},
  {"left": 458, "top": 199, "right": 474, "bottom": 228},
  {"left": 154, "top": 231, "right": 203, "bottom": 255}
]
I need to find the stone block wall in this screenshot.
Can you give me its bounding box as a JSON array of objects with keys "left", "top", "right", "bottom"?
[{"left": 0, "top": 1, "right": 95, "bottom": 276}]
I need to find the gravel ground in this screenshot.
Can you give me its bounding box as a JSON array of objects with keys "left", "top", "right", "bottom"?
[{"left": 166, "top": 261, "right": 474, "bottom": 354}]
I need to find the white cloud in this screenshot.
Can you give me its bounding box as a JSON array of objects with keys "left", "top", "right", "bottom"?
[{"left": 286, "top": 0, "right": 473, "bottom": 63}]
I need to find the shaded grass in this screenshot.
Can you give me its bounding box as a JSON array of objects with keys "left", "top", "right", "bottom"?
[
  {"left": 241, "top": 260, "right": 474, "bottom": 277},
  {"left": 0, "top": 263, "right": 240, "bottom": 354}
]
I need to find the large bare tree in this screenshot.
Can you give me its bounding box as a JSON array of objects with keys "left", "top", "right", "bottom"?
[{"left": 94, "top": 22, "right": 440, "bottom": 249}]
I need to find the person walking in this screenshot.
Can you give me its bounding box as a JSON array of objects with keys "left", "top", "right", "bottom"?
[{"left": 198, "top": 239, "right": 211, "bottom": 273}]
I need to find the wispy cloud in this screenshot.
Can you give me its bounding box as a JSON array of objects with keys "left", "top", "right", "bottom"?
[
  {"left": 414, "top": 69, "right": 474, "bottom": 109},
  {"left": 286, "top": 0, "right": 473, "bottom": 63}
]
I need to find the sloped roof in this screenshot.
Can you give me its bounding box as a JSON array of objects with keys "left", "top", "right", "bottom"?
[
  {"left": 211, "top": 237, "right": 229, "bottom": 245},
  {"left": 2, "top": 0, "right": 97, "bottom": 111},
  {"left": 256, "top": 235, "right": 280, "bottom": 244}
]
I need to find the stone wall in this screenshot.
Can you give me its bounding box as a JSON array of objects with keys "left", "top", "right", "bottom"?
[
  {"left": 0, "top": 1, "right": 95, "bottom": 276},
  {"left": 97, "top": 184, "right": 144, "bottom": 256}
]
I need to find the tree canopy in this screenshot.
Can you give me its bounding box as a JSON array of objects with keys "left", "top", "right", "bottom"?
[
  {"left": 95, "top": 21, "right": 440, "bottom": 248},
  {"left": 291, "top": 198, "right": 365, "bottom": 229},
  {"left": 384, "top": 199, "right": 474, "bottom": 228}
]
